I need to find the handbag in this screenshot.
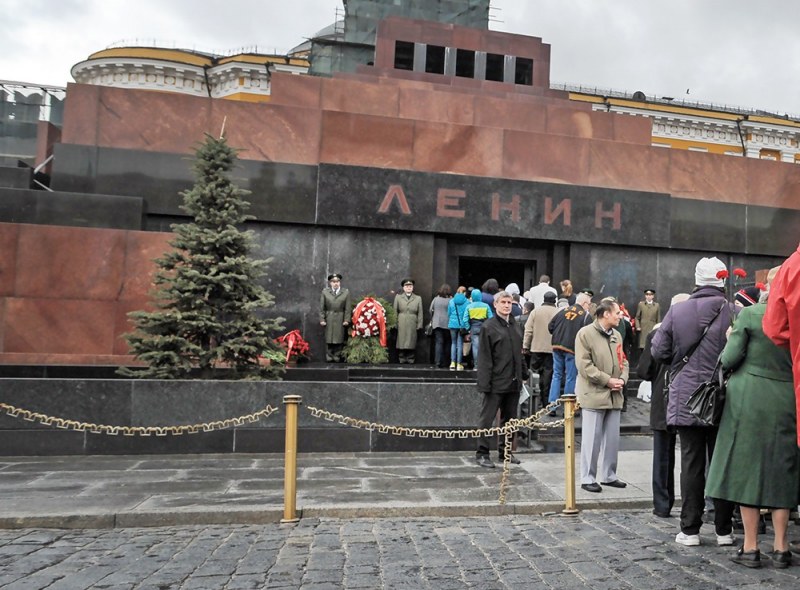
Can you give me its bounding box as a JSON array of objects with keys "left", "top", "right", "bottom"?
[
  {"left": 665, "top": 301, "right": 726, "bottom": 391},
  {"left": 686, "top": 359, "right": 729, "bottom": 426},
  {"left": 455, "top": 301, "right": 469, "bottom": 336}
]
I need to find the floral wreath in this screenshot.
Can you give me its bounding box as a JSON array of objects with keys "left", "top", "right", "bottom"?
[
  {"left": 276, "top": 329, "right": 310, "bottom": 362},
  {"left": 351, "top": 297, "right": 387, "bottom": 347}
]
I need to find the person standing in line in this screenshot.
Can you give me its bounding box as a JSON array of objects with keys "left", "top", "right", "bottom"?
[
  {"left": 706, "top": 276, "right": 799, "bottom": 569},
  {"left": 527, "top": 275, "right": 558, "bottom": 309},
  {"left": 463, "top": 288, "right": 493, "bottom": 367},
  {"left": 319, "top": 273, "right": 352, "bottom": 363},
  {"left": 516, "top": 301, "right": 534, "bottom": 343},
  {"left": 429, "top": 284, "right": 452, "bottom": 369},
  {"left": 559, "top": 279, "right": 576, "bottom": 306},
  {"left": 763, "top": 253, "right": 800, "bottom": 557},
  {"left": 765, "top": 253, "right": 800, "bottom": 431},
  {"left": 575, "top": 299, "right": 629, "bottom": 492},
  {"left": 447, "top": 286, "right": 469, "bottom": 371},
  {"left": 475, "top": 291, "right": 529, "bottom": 468},
  {"left": 523, "top": 291, "right": 559, "bottom": 411},
  {"left": 638, "top": 293, "right": 689, "bottom": 517},
  {"left": 394, "top": 278, "right": 423, "bottom": 364},
  {"left": 635, "top": 289, "right": 661, "bottom": 353},
  {"left": 547, "top": 292, "right": 592, "bottom": 416},
  {"left": 650, "top": 256, "right": 737, "bottom": 547},
  {"left": 481, "top": 278, "right": 500, "bottom": 311}
]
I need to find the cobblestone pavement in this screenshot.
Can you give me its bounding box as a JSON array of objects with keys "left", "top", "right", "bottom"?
[{"left": 1, "top": 511, "right": 799, "bottom": 589}]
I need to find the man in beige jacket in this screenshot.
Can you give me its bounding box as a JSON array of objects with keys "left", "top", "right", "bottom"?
[
  {"left": 575, "top": 299, "right": 629, "bottom": 493},
  {"left": 523, "top": 291, "right": 559, "bottom": 411}
]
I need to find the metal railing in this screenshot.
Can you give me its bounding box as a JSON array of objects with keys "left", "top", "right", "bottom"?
[{"left": 552, "top": 82, "right": 800, "bottom": 122}]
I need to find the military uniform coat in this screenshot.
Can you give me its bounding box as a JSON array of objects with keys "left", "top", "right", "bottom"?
[
  {"left": 394, "top": 293, "right": 423, "bottom": 350},
  {"left": 635, "top": 301, "right": 661, "bottom": 348},
  {"left": 320, "top": 288, "right": 352, "bottom": 344},
  {"left": 706, "top": 304, "right": 800, "bottom": 508}
]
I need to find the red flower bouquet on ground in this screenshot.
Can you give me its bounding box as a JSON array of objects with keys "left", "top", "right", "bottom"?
[{"left": 276, "top": 330, "right": 310, "bottom": 363}]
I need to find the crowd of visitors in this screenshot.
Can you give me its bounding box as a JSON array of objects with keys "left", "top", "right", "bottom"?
[{"left": 320, "top": 249, "right": 800, "bottom": 567}]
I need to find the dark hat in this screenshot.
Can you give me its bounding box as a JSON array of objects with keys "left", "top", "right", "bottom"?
[
  {"left": 644, "top": 289, "right": 655, "bottom": 295},
  {"left": 543, "top": 292, "right": 557, "bottom": 303},
  {"left": 734, "top": 286, "right": 760, "bottom": 307},
  {"left": 327, "top": 273, "right": 342, "bottom": 281},
  {"left": 401, "top": 278, "right": 415, "bottom": 287},
  {"left": 580, "top": 288, "right": 594, "bottom": 297}
]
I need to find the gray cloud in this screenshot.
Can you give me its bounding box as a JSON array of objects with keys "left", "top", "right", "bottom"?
[{"left": 1, "top": 0, "right": 798, "bottom": 114}]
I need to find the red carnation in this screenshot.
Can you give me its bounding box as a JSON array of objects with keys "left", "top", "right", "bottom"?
[
  {"left": 755, "top": 282, "right": 766, "bottom": 290},
  {"left": 716, "top": 269, "right": 729, "bottom": 280},
  {"left": 733, "top": 268, "right": 747, "bottom": 278}
]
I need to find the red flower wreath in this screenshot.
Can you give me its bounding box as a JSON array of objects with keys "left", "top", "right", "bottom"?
[
  {"left": 276, "top": 330, "right": 310, "bottom": 363},
  {"left": 350, "top": 297, "right": 388, "bottom": 347}
]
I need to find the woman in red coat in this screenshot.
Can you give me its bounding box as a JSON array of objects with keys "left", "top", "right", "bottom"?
[{"left": 763, "top": 253, "right": 800, "bottom": 447}]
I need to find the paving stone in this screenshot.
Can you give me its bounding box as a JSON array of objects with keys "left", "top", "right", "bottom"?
[{"left": 0, "top": 513, "right": 797, "bottom": 588}]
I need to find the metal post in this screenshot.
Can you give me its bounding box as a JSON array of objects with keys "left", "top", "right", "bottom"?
[
  {"left": 561, "top": 394, "right": 579, "bottom": 515},
  {"left": 281, "top": 394, "right": 302, "bottom": 523}
]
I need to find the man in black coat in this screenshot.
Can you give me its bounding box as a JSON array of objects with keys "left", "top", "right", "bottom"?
[{"left": 475, "top": 291, "right": 529, "bottom": 468}]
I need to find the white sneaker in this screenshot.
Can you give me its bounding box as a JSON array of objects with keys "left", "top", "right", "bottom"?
[
  {"left": 675, "top": 532, "right": 700, "bottom": 546},
  {"left": 716, "top": 533, "right": 735, "bottom": 546}
]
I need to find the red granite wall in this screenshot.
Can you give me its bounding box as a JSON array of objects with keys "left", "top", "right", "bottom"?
[
  {"left": 0, "top": 222, "right": 171, "bottom": 365},
  {"left": 59, "top": 70, "right": 800, "bottom": 210}
]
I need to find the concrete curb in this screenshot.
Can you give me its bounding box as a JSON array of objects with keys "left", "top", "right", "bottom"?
[{"left": 0, "top": 500, "right": 662, "bottom": 530}]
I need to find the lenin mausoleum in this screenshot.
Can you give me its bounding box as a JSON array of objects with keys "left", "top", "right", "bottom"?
[{"left": 0, "top": 1, "right": 798, "bottom": 454}]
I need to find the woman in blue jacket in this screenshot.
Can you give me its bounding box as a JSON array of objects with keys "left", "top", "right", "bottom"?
[{"left": 447, "top": 287, "right": 469, "bottom": 370}]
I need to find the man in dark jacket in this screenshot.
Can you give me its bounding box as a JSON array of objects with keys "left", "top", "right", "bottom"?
[
  {"left": 651, "top": 257, "right": 736, "bottom": 547},
  {"left": 638, "top": 292, "right": 689, "bottom": 518},
  {"left": 475, "top": 291, "right": 529, "bottom": 468},
  {"left": 547, "top": 292, "right": 592, "bottom": 415}
]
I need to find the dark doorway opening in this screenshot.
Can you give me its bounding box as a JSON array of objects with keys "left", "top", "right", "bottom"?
[{"left": 458, "top": 257, "right": 531, "bottom": 294}]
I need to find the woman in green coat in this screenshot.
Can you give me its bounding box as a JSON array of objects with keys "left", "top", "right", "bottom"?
[
  {"left": 706, "top": 293, "right": 799, "bottom": 569},
  {"left": 394, "top": 278, "right": 423, "bottom": 364}
]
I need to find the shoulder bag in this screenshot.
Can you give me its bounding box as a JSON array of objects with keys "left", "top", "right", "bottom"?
[
  {"left": 680, "top": 301, "right": 729, "bottom": 426},
  {"left": 686, "top": 357, "right": 729, "bottom": 426},
  {"left": 664, "top": 301, "right": 725, "bottom": 393},
  {"left": 456, "top": 302, "right": 469, "bottom": 336}
]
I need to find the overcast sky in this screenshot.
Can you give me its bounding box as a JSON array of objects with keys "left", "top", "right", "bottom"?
[{"left": 2, "top": 0, "right": 798, "bottom": 116}]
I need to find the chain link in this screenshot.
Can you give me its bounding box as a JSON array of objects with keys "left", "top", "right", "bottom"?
[
  {"left": 0, "top": 402, "right": 280, "bottom": 436},
  {"left": 306, "top": 397, "right": 580, "bottom": 505}
]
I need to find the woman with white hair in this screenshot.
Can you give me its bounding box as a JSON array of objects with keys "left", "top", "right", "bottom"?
[{"left": 706, "top": 268, "right": 799, "bottom": 569}]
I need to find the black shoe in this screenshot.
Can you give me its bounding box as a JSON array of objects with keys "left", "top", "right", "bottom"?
[
  {"left": 501, "top": 454, "right": 521, "bottom": 465},
  {"left": 771, "top": 550, "right": 792, "bottom": 569},
  {"left": 601, "top": 480, "right": 627, "bottom": 489},
  {"left": 548, "top": 410, "right": 557, "bottom": 417},
  {"left": 790, "top": 539, "right": 800, "bottom": 555},
  {"left": 652, "top": 509, "right": 671, "bottom": 518},
  {"left": 730, "top": 548, "right": 761, "bottom": 568},
  {"left": 581, "top": 483, "right": 602, "bottom": 493},
  {"left": 476, "top": 455, "right": 495, "bottom": 469}
]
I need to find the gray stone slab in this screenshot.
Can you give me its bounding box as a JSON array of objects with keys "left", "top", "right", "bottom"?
[{"left": 131, "top": 380, "right": 267, "bottom": 426}]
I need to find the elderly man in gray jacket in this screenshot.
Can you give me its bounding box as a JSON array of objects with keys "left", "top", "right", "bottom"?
[{"left": 575, "top": 298, "right": 629, "bottom": 493}]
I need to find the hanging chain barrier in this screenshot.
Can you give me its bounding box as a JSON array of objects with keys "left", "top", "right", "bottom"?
[
  {"left": 306, "top": 397, "right": 580, "bottom": 505},
  {"left": 2, "top": 392, "right": 580, "bottom": 512},
  {"left": 0, "top": 401, "right": 280, "bottom": 436}
]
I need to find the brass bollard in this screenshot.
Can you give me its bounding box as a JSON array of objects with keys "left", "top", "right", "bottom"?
[
  {"left": 281, "top": 394, "right": 302, "bottom": 523},
  {"left": 561, "top": 394, "right": 579, "bottom": 516}
]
